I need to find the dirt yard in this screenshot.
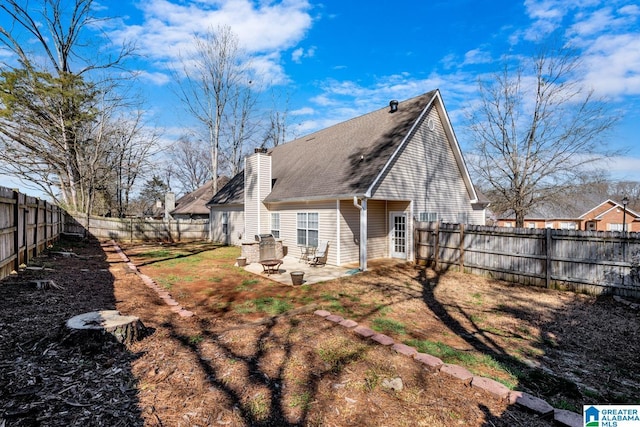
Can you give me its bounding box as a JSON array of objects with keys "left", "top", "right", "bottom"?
[{"left": 1, "top": 237, "right": 638, "bottom": 426}]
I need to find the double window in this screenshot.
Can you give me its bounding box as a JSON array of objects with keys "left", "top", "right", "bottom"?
[{"left": 297, "top": 212, "right": 318, "bottom": 247}]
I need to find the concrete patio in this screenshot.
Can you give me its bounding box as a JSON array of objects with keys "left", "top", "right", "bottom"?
[{"left": 241, "top": 255, "right": 362, "bottom": 286}]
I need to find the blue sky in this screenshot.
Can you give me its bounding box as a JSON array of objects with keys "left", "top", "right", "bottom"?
[{"left": 1, "top": 0, "right": 639, "bottom": 195}]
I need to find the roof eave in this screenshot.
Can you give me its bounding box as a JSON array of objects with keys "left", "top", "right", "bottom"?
[{"left": 263, "top": 192, "right": 367, "bottom": 204}]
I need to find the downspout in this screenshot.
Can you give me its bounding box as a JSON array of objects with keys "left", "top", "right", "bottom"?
[{"left": 353, "top": 196, "right": 367, "bottom": 271}]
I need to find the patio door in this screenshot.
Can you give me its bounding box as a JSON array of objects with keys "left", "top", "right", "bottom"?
[{"left": 389, "top": 212, "right": 407, "bottom": 259}]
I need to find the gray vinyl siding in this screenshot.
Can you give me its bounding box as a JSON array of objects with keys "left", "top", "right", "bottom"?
[
  {"left": 266, "top": 200, "right": 338, "bottom": 266},
  {"left": 337, "top": 199, "right": 411, "bottom": 264},
  {"left": 373, "top": 106, "right": 480, "bottom": 225},
  {"left": 339, "top": 202, "right": 360, "bottom": 265},
  {"left": 209, "top": 206, "right": 244, "bottom": 245},
  {"left": 367, "top": 200, "right": 388, "bottom": 259},
  {"left": 469, "top": 208, "right": 487, "bottom": 225}
]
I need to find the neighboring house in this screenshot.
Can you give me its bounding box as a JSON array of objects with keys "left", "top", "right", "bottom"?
[
  {"left": 144, "top": 192, "right": 176, "bottom": 220},
  {"left": 171, "top": 180, "right": 218, "bottom": 220},
  {"left": 579, "top": 199, "right": 639, "bottom": 232},
  {"left": 497, "top": 199, "right": 639, "bottom": 231},
  {"left": 207, "top": 90, "right": 488, "bottom": 270},
  {"left": 498, "top": 216, "right": 582, "bottom": 230},
  {"left": 207, "top": 173, "right": 245, "bottom": 245}
]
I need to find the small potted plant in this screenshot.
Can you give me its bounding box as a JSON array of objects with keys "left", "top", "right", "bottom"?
[{"left": 236, "top": 257, "right": 247, "bottom": 267}]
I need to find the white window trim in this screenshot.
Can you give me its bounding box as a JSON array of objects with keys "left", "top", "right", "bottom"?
[
  {"left": 297, "top": 212, "right": 319, "bottom": 246},
  {"left": 271, "top": 212, "right": 280, "bottom": 238}
]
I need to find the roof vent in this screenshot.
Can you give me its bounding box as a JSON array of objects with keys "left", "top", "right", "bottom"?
[
  {"left": 389, "top": 100, "right": 399, "bottom": 113},
  {"left": 254, "top": 147, "right": 268, "bottom": 154}
]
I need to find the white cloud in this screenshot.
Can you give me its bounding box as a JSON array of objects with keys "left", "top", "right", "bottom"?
[
  {"left": 290, "top": 107, "right": 315, "bottom": 116},
  {"left": 511, "top": 1, "right": 640, "bottom": 99},
  {"left": 599, "top": 155, "right": 640, "bottom": 181},
  {"left": 463, "top": 48, "right": 493, "bottom": 65},
  {"left": 291, "top": 46, "right": 316, "bottom": 63},
  {"left": 291, "top": 48, "right": 304, "bottom": 63},
  {"left": 581, "top": 34, "right": 640, "bottom": 96},
  {"left": 569, "top": 5, "right": 638, "bottom": 38},
  {"left": 108, "top": 0, "right": 313, "bottom": 84},
  {"left": 135, "top": 70, "right": 171, "bottom": 85}
]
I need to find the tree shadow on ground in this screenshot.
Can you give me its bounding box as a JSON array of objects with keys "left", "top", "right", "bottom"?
[
  {"left": 411, "top": 263, "right": 599, "bottom": 421},
  {"left": 153, "top": 308, "right": 374, "bottom": 426},
  {"left": 165, "top": 318, "right": 311, "bottom": 426}
]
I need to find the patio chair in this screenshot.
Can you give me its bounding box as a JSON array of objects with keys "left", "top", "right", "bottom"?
[
  {"left": 299, "top": 245, "right": 315, "bottom": 263},
  {"left": 309, "top": 240, "right": 328, "bottom": 266}
]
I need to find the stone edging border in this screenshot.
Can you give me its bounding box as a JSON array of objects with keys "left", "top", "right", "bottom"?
[
  {"left": 314, "top": 309, "right": 582, "bottom": 427},
  {"left": 110, "top": 241, "right": 195, "bottom": 319}
]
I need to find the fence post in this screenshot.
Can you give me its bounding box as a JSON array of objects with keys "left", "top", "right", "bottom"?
[
  {"left": 545, "top": 227, "right": 552, "bottom": 288},
  {"left": 12, "top": 190, "right": 19, "bottom": 272},
  {"left": 22, "top": 196, "right": 28, "bottom": 266},
  {"left": 434, "top": 221, "right": 440, "bottom": 271},
  {"left": 459, "top": 223, "right": 465, "bottom": 272},
  {"left": 43, "top": 200, "right": 48, "bottom": 245},
  {"left": 33, "top": 198, "right": 39, "bottom": 257}
]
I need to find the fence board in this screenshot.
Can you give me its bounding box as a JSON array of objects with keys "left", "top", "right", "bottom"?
[
  {"left": 0, "top": 186, "right": 63, "bottom": 281},
  {"left": 415, "top": 222, "right": 640, "bottom": 298},
  {"left": 65, "top": 213, "right": 209, "bottom": 242}
]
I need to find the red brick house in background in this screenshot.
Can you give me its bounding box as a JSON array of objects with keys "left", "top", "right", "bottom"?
[
  {"left": 579, "top": 199, "right": 639, "bottom": 232},
  {"left": 497, "top": 199, "right": 639, "bottom": 232}
]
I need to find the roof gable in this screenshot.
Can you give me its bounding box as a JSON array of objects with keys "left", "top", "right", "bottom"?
[
  {"left": 366, "top": 90, "right": 477, "bottom": 201},
  {"left": 263, "top": 90, "right": 476, "bottom": 203},
  {"left": 579, "top": 199, "right": 640, "bottom": 220}
]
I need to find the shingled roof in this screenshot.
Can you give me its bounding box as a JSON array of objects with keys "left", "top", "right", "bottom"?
[
  {"left": 209, "top": 90, "right": 443, "bottom": 205},
  {"left": 207, "top": 172, "right": 244, "bottom": 205},
  {"left": 266, "top": 90, "right": 437, "bottom": 202},
  {"left": 172, "top": 178, "right": 234, "bottom": 216}
]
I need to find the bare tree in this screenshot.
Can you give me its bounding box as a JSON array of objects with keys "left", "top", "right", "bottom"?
[
  {"left": 0, "top": 0, "right": 137, "bottom": 212},
  {"left": 224, "top": 83, "right": 259, "bottom": 176},
  {"left": 168, "top": 135, "right": 211, "bottom": 193},
  {"left": 175, "top": 25, "right": 252, "bottom": 195},
  {"left": 102, "top": 111, "right": 160, "bottom": 217},
  {"left": 467, "top": 43, "right": 619, "bottom": 226},
  {"left": 262, "top": 89, "right": 290, "bottom": 149}
]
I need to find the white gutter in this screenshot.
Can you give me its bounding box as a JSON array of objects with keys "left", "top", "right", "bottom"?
[{"left": 353, "top": 196, "right": 367, "bottom": 271}]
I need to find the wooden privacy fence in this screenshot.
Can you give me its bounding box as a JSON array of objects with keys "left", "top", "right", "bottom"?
[
  {"left": 65, "top": 212, "right": 209, "bottom": 242},
  {"left": 0, "top": 186, "right": 64, "bottom": 281},
  {"left": 415, "top": 222, "right": 640, "bottom": 299}
]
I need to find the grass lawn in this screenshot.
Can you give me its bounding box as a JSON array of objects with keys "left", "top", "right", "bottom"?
[{"left": 114, "top": 240, "right": 640, "bottom": 425}]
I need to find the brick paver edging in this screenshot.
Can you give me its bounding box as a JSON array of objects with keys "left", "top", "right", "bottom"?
[
  {"left": 313, "top": 309, "right": 582, "bottom": 427},
  {"left": 111, "top": 241, "right": 195, "bottom": 319}
]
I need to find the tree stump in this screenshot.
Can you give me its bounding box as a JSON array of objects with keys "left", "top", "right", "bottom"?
[{"left": 66, "top": 310, "right": 148, "bottom": 345}]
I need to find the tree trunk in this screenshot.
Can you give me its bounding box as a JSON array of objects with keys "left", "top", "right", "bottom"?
[{"left": 65, "top": 310, "right": 149, "bottom": 345}]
